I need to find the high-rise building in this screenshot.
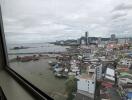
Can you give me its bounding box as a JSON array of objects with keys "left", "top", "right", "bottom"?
[
  {"left": 111, "top": 34, "right": 116, "bottom": 41},
  {"left": 98, "top": 37, "right": 101, "bottom": 44},
  {"left": 85, "top": 31, "right": 88, "bottom": 45}
]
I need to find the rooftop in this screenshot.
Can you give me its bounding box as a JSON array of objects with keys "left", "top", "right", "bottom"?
[
  {"left": 120, "top": 72, "right": 132, "bottom": 77},
  {"left": 127, "top": 92, "right": 132, "bottom": 98},
  {"left": 79, "top": 73, "right": 95, "bottom": 80},
  {"left": 106, "top": 68, "right": 115, "bottom": 76}
]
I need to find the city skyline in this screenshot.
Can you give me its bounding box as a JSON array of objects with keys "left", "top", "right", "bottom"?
[{"left": 1, "top": 0, "right": 132, "bottom": 43}]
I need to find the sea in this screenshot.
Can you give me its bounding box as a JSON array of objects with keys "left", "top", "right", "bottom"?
[{"left": 7, "top": 43, "right": 68, "bottom": 54}]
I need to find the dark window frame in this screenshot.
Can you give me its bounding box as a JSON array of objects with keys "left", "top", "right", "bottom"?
[{"left": 0, "top": 5, "right": 53, "bottom": 100}]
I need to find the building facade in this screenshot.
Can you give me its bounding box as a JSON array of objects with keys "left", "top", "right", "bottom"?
[
  {"left": 96, "top": 64, "right": 103, "bottom": 80},
  {"left": 77, "top": 73, "right": 96, "bottom": 99}
]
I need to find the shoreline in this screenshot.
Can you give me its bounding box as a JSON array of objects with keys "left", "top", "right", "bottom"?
[{"left": 8, "top": 51, "right": 65, "bottom": 55}]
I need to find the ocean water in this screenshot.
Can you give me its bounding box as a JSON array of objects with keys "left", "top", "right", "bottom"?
[{"left": 7, "top": 43, "right": 69, "bottom": 54}]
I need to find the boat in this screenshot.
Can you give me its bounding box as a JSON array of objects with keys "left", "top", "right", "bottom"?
[{"left": 54, "top": 72, "right": 62, "bottom": 77}]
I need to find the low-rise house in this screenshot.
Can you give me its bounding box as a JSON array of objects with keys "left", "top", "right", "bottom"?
[
  {"left": 119, "top": 59, "right": 132, "bottom": 68},
  {"left": 89, "top": 58, "right": 99, "bottom": 63},
  {"left": 71, "top": 66, "right": 79, "bottom": 72},
  {"left": 118, "top": 84, "right": 132, "bottom": 100},
  {"left": 116, "top": 67, "right": 129, "bottom": 73},
  {"left": 104, "top": 67, "right": 115, "bottom": 83},
  {"left": 98, "top": 44, "right": 105, "bottom": 48},
  {"left": 100, "top": 85, "right": 111, "bottom": 100},
  {"left": 88, "top": 65, "right": 96, "bottom": 73},
  {"left": 100, "top": 93, "right": 111, "bottom": 100},
  {"left": 70, "top": 60, "right": 80, "bottom": 76},
  {"left": 88, "top": 64, "right": 103, "bottom": 80},
  {"left": 118, "top": 72, "right": 132, "bottom": 85},
  {"left": 82, "top": 57, "right": 90, "bottom": 64},
  {"left": 98, "top": 56, "right": 106, "bottom": 60}
]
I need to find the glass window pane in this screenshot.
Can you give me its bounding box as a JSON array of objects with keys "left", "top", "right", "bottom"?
[{"left": 1, "top": 0, "right": 132, "bottom": 100}]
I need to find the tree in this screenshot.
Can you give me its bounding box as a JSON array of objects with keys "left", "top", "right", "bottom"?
[
  {"left": 116, "top": 54, "right": 124, "bottom": 62},
  {"left": 65, "top": 76, "right": 77, "bottom": 100}
]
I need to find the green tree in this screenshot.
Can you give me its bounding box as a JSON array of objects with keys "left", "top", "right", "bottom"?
[
  {"left": 65, "top": 76, "right": 77, "bottom": 100},
  {"left": 117, "top": 54, "right": 124, "bottom": 62}
]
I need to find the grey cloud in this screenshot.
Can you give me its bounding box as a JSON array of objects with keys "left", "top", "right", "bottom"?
[
  {"left": 108, "top": 19, "right": 132, "bottom": 37},
  {"left": 1, "top": 0, "right": 132, "bottom": 43},
  {"left": 113, "top": 3, "right": 132, "bottom": 11},
  {"left": 112, "top": 18, "right": 126, "bottom": 22},
  {"left": 111, "top": 12, "right": 127, "bottom": 20}
]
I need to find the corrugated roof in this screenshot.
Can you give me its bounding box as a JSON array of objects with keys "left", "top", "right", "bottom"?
[
  {"left": 120, "top": 72, "right": 132, "bottom": 77},
  {"left": 127, "top": 92, "right": 132, "bottom": 98}
]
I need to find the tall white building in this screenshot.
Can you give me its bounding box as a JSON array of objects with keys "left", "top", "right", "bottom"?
[
  {"left": 77, "top": 73, "right": 96, "bottom": 99},
  {"left": 77, "top": 63, "right": 102, "bottom": 99}
]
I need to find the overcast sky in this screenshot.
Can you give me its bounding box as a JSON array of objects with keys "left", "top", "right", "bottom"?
[{"left": 0, "top": 0, "right": 132, "bottom": 43}]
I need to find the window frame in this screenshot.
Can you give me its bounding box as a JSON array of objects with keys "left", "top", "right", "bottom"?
[
  {"left": 0, "top": 5, "right": 53, "bottom": 100},
  {"left": 0, "top": 86, "right": 7, "bottom": 100}
]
